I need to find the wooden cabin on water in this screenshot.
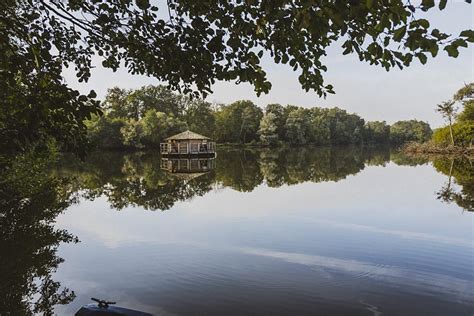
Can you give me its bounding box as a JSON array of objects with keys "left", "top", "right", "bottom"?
[{"left": 160, "top": 130, "right": 216, "bottom": 157}]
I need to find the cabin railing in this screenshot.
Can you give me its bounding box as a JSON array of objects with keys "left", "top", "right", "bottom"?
[
  {"left": 160, "top": 142, "right": 216, "bottom": 154},
  {"left": 160, "top": 143, "right": 168, "bottom": 154},
  {"left": 160, "top": 158, "right": 216, "bottom": 173}
]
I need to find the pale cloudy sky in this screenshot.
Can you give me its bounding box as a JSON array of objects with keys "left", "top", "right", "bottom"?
[{"left": 63, "top": 2, "right": 473, "bottom": 127}]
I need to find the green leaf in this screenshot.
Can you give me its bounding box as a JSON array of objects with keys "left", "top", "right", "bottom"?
[
  {"left": 460, "top": 30, "right": 474, "bottom": 42},
  {"left": 416, "top": 19, "right": 430, "bottom": 29},
  {"left": 366, "top": 0, "right": 375, "bottom": 9},
  {"left": 452, "top": 39, "right": 468, "bottom": 48},
  {"left": 417, "top": 53, "right": 427, "bottom": 64},
  {"left": 135, "top": 0, "right": 150, "bottom": 10},
  {"left": 460, "top": 30, "right": 474, "bottom": 37},
  {"left": 421, "top": 0, "right": 435, "bottom": 10},
  {"left": 393, "top": 26, "right": 406, "bottom": 42},
  {"left": 439, "top": 0, "right": 447, "bottom": 10},
  {"left": 445, "top": 45, "right": 459, "bottom": 57},
  {"left": 87, "top": 90, "right": 97, "bottom": 98},
  {"left": 429, "top": 44, "right": 439, "bottom": 57}
]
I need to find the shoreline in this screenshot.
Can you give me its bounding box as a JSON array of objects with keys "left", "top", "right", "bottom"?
[{"left": 402, "top": 142, "right": 474, "bottom": 158}]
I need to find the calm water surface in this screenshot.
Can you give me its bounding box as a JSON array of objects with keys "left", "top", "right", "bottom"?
[{"left": 6, "top": 147, "right": 474, "bottom": 315}]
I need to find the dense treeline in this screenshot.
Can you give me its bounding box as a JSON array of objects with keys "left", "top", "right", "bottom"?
[
  {"left": 3, "top": 0, "right": 472, "bottom": 160},
  {"left": 87, "top": 85, "right": 432, "bottom": 148}
]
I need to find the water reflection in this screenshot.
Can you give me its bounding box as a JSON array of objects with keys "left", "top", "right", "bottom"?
[
  {"left": 52, "top": 147, "right": 472, "bottom": 315},
  {"left": 1, "top": 147, "right": 472, "bottom": 314},
  {"left": 53, "top": 147, "right": 472, "bottom": 212},
  {"left": 0, "top": 154, "right": 78, "bottom": 314},
  {"left": 160, "top": 157, "right": 216, "bottom": 176},
  {"left": 433, "top": 157, "right": 473, "bottom": 211}
]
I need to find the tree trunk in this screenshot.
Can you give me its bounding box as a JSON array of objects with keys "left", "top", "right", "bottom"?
[{"left": 448, "top": 118, "right": 454, "bottom": 146}]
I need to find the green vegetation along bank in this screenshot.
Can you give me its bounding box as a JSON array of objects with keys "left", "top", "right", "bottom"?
[
  {"left": 87, "top": 85, "right": 432, "bottom": 149},
  {"left": 404, "top": 83, "right": 473, "bottom": 156},
  {"left": 2, "top": 1, "right": 472, "bottom": 160}
]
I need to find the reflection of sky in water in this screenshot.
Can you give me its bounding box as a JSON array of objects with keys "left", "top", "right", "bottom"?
[{"left": 54, "top": 163, "right": 473, "bottom": 315}]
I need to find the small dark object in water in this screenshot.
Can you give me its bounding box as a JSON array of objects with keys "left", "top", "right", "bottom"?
[{"left": 75, "top": 298, "right": 153, "bottom": 316}]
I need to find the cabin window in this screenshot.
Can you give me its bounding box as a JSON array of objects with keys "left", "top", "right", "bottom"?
[
  {"left": 190, "top": 143, "right": 199, "bottom": 153},
  {"left": 170, "top": 143, "right": 178, "bottom": 153},
  {"left": 190, "top": 159, "right": 199, "bottom": 170},
  {"left": 179, "top": 143, "right": 188, "bottom": 153},
  {"left": 200, "top": 159, "right": 209, "bottom": 169}
]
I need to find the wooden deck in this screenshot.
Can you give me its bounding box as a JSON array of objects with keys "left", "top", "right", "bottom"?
[{"left": 160, "top": 141, "right": 216, "bottom": 157}]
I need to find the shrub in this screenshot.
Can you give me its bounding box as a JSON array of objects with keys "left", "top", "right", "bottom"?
[
  {"left": 432, "top": 122, "right": 474, "bottom": 147},
  {"left": 86, "top": 115, "right": 126, "bottom": 148}
]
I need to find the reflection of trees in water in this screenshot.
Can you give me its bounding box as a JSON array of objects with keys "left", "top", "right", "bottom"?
[
  {"left": 56, "top": 146, "right": 393, "bottom": 211},
  {"left": 54, "top": 147, "right": 473, "bottom": 212},
  {"left": 215, "top": 149, "right": 264, "bottom": 192},
  {"left": 258, "top": 146, "right": 369, "bottom": 187},
  {"left": 390, "top": 150, "right": 473, "bottom": 211},
  {"left": 55, "top": 152, "right": 216, "bottom": 211},
  {"left": 0, "top": 153, "right": 77, "bottom": 314},
  {"left": 390, "top": 150, "right": 430, "bottom": 166},
  {"left": 2, "top": 149, "right": 470, "bottom": 314},
  {"left": 433, "top": 158, "right": 473, "bottom": 211},
  {"left": 216, "top": 146, "right": 390, "bottom": 189}
]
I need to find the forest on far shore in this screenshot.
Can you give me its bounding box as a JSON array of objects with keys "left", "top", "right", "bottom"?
[{"left": 87, "top": 85, "right": 434, "bottom": 149}]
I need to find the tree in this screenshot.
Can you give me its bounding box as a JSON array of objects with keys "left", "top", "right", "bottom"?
[
  {"left": 258, "top": 112, "right": 279, "bottom": 145},
  {"left": 264, "top": 104, "right": 286, "bottom": 140},
  {"left": 2, "top": 0, "right": 473, "bottom": 156},
  {"left": 213, "top": 105, "right": 236, "bottom": 143},
  {"left": 436, "top": 100, "right": 457, "bottom": 145},
  {"left": 310, "top": 107, "right": 365, "bottom": 144},
  {"left": 309, "top": 108, "right": 331, "bottom": 145},
  {"left": 240, "top": 103, "right": 263, "bottom": 143},
  {"left": 103, "top": 87, "right": 131, "bottom": 119},
  {"left": 103, "top": 85, "right": 185, "bottom": 120},
  {"left": 121, "top": 119, "right": 144, "bottom": 148},
  {"left": 433, "top": 83, "right": 473, "bottom": 147},
  {"left": 128, "top": 85, "right": 186, "bottom": 118},
  {"left": 432, "top": 123, "right": 473, "bottom": 147},
  {"left": 285, "top": 108, "right": 311, "bottom": 145},
  {"left": 140, "top": 110, "right": 187, "bottom": 147},
  {"left": 184, "top": 99, "right": 216, "bottom": 137},
  {"left": 390, "top": 120, "right": 432, "bottom": 143},
  {"left": 453, "top": 83, "right": 474, "bottom": 103},
  {"left": 457, "top": 100, "right": 474, "bottom": 123},
  {"left": 214, "top": 101, "right": 262, "bottom": 143},
  {"left": 86, "top": 115, "right": 126, "bottom": 149},
  {"left": 365, "top": 121, "right": 390, "bottom": 143}
]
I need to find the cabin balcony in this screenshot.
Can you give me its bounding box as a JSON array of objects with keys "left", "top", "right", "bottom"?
[{"left": 160, "top": 141, "right": 216, "bottom": 156}]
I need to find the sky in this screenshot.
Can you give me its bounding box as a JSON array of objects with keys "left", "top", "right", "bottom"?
[{"left": 63, "top": 2, "right": 473, "bottom": 128}]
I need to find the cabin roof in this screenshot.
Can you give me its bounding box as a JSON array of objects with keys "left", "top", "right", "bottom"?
[{"left": 165, "top": 130, "right": 211, "bottom": 141}]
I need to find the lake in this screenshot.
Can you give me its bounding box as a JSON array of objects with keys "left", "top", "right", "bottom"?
[{"left": 2, "top": 146, "right": 473, "bottom": 315}]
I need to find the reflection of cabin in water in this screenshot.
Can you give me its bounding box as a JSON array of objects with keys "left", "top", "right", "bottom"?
[
  {"left": 160, "top": 158, "right": 215, "bottom": 176},
  {"left": 160, "top": 130, "right": 216, "bottom": 157}
]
